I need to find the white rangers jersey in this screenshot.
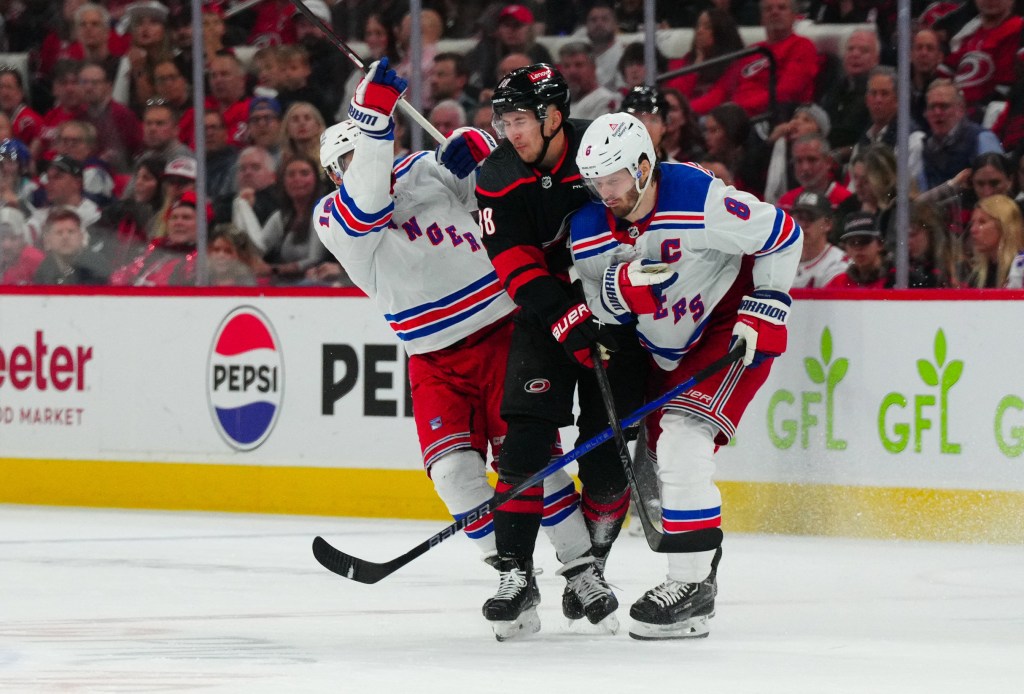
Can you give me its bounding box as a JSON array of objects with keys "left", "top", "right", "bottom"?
[
  {"left": 793, "top": 244, "right": 849, "bottom": 288},
  {"left": 314, "top": 136, "right": 516, "bottom": 355},
  {"left": 570, "top": 162, "right": 802, "bottom": 371}
]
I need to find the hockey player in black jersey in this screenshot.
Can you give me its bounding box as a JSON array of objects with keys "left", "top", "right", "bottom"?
[{"left": 444, "top": 64, "right": 649, "bottom": 640}]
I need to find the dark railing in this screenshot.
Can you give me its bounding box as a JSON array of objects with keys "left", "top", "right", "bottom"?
[{"left": 656, "top": 46, "right": 779, "bottom": 123}]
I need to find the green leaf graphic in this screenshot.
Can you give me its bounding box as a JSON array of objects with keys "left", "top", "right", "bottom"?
[
  {"left": 918, "top": 359, "right": 939, "bottom": 387},
  {"left": 934, "top": 329, "right": 947, "bottom": 368},
  {"left": 942, "top": 360, "right": 963, "bottom": 390},
  {"left": 828, "top": 358, "right": 848, "bottom": 387},
  {"left": 821, "top": 328, "right": 833, "bottom": 364},
  {"left": 805, "top": 358, "right": 826, "bottom": 384}
]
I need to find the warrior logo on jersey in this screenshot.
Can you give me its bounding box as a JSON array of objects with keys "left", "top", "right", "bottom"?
[{"left": 208, "top": 306, "right": 284, "bottom": 451}]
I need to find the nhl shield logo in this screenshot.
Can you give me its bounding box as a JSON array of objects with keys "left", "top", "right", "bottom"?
[
  {"left": 628, "top": 225, "right": 640, "bottom": 238},
  {"left": 541, "top": 175, "right": 552, "bottom": 189}
]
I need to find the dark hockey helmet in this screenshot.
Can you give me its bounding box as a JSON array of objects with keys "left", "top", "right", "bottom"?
[
  {"left": 0, "top": 138, "right": 30, "bottom": 171},
  {"left": 621, "top": 86, "right": 669, "bottom": 121},
  {"left": 491, "top": 63, "right": 571, "bottom": 123}
]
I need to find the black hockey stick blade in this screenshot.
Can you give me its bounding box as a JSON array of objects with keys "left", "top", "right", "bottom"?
[{"left": 312, "top": 343, "right": 744, "bottom": 583}]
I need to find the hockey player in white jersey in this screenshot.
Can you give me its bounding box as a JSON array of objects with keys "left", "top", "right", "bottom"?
[
  {"left": 314, "top": 58, "right": 600, "bottom": 634},
  {"left": 570, "top": 113, "right": 802, "bottom": 640}
]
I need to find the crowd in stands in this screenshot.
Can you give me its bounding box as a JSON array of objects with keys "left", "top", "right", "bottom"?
[{"left": 0, "top": 0, "right": 1022, "bottom": 289}]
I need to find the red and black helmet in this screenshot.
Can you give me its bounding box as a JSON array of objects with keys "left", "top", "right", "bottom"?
[{"left": 492, "top": 63, "right": 571, "bottom": 122}]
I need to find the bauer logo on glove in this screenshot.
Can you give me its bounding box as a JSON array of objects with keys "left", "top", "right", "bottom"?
[{"left": 349, "top": 57, "right": 409, "bottom": 139}]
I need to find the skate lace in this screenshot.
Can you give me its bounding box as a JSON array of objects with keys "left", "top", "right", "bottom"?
[
  {"left": 645, "top": 580, "right": 697, "bottom": 608},
  {"left": 493, "top": 568, "right": 529, "bottom": 600},
  {"left": 565, "top": 566, "right": 612, "bottom": 608}
]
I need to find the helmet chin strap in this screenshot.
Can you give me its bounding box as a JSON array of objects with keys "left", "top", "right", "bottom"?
[
  {"left": 525, "top": 115, "right": 564, "bottom": 169},
  {"left": 624, "top": 166, "right": 654, "bottom": 219}
]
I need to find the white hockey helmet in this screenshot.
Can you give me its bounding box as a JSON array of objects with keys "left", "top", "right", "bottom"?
[
  {"left": 576, "top": 113, "right": 657, "bottom": 215},
  {"left": 319, "top": 120, "right": 361, "bottom": 184}
]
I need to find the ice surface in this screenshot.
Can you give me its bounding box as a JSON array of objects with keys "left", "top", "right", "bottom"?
[{"left": 1, "top": 505, "right": 1022, "bottom": 693}]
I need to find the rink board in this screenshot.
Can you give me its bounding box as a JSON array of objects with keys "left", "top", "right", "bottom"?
[{"left": 1, "top": 288, "right": 1023, "bottom": 543}]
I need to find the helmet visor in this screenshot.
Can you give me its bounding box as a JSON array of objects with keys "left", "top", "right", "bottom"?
[
  {"left": 582, "top": 168, "right": 637, "bottom": 207},
  {"left": 492, "top": 109, "right": 538, "bottom": 140}
]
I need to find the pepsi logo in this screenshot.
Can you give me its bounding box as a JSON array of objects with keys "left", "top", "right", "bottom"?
[
  {"left": 208, "top": 307, "right": 284, "bottom": 451},
  {"left": 524, "top": 378, "right": 551, "bottom": 393}
]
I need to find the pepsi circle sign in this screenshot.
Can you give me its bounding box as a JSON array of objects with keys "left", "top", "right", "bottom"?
[{"left": 208, "top": 307, "right": 284, "bottom": 451}]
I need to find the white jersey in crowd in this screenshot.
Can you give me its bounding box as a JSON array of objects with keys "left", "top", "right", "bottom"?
[
  {"left": 314, "top": 135, "right": 515, "bottom": 356},
  {"left": 793, "top": 244, "right": 849, "bottom": 288},
  {"left": 1007, "top": 251, "right": 1024, "bottom": 289},
  {"left": 570, "top": 162, "right": 802, "bottom": 371}
]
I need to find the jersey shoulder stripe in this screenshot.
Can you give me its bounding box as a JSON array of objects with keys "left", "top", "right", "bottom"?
[
  {"left": 755, "top": 208, "right": 802, "bottom": 256},
  {"left": 332, "top": 188, "right": 394, "bottom": 236},
  {"left": 659, "top": 162, "right": 714, "bottom": 212},
  {"left": 394, "top": 151, "right": 430, "bottom": 180}
]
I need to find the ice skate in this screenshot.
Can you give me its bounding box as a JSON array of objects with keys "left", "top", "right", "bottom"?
[
  {"left": 628, "top": 547, "right": 721, "bottom": 640},
  {"left": 482, "top": 557, "right": 541, "bottom": 641},
  {"left": 557, "top": 552, "right": 619, "bottom": 633}
]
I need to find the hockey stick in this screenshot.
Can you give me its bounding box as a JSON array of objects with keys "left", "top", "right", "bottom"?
[
  {"left": 312, "top": 343, "right": 745, "bottom": 584},
  {"left": 590, "top": 348, "right": 671, "bottom": 552},
  {"left": 224, "top": 0, "right": 266, "bottom": 18},
  {"left": 287, "top": 0, "right": 446, "bottom": 144}
]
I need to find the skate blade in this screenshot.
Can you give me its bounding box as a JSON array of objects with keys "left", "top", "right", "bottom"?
[
  {"left": 566, "top": 612, "right": 619, "bottom": 635},
  {"left": 628, "top": 615, "right": 710, "bottom": 640},
  {"left": 492, "top": 608, "right": 541, "bottom": 642}
]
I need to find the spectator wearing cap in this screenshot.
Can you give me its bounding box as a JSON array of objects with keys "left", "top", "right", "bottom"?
[
  {"left": 204, "top": 111, "right": 240, "bottom": 201},
  {"left": 112, "top": 0, "right": 173, "bottom": 114},
  {"left": 465, "top": 4, "right": 553, "bottom": 92},
  {"left": 559, "top": 42, "right": 621, "bottom": 121},
  {"left": 789, "top": 191, "right": 849, "bottom": 288},
  {"left": 0, "top": 207, "right": 43, "bottom": 285},
  {"left": 764, "top": 104, "right": 832, "bottom": 205},
  {"left": 139, "top": 99, "right": 192, "bottom": 166},
  {"left": 849, "top": 66, "right": 925, "bottom": 189},
  {"left": 246, "top": 97, "right": 283, "bottom": 166},
  {"left": 827, "top": 211, "right": 896, "bottom": 288},
  {"left": 111, "top": 190, "right": 207, "bottom": 287},
  {"left": 579, "top": 2, "right": 625, "bottom": 92},
  {"left": 34, "top": 207, "right": 110, "bottom": 286},
  {"left": 0, "top": 67, "right": 43, "bottom": 148},
  {"left": 150, "top": 156, "right": 198, "bottom": 240},
  {"left": 26, "top": 155, "right": 102, "bottom": 246},
  {"left": 778, "top": 134, "right": 856, "bottom": 222},
  {"left": 79, "top": 61, "right": 144, "bottom": 174},
  {"left": 291, "top": 0, "right": 351, "bottom": 120},
  {"left": 622, "top": 86, "right": 670, "bottom": 162}
]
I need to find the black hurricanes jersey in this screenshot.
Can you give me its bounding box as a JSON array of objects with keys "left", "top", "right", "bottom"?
[{"left": 475, "top": 119, "right": 592, "bottom": 325}]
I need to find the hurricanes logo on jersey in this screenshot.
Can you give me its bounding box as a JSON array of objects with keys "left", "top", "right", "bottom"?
[{"left": 524, "top": 379, "right": 551, "bottom": 393}]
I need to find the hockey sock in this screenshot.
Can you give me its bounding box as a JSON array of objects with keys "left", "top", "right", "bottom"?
[
  {"left": 430, "top": 450, "right": 496, "bottom": 556},
  {"left": 493, "top": 477, "right": 543, "bottom": 560},
  {"left": 540, "top": 468, "right": 591, "bottom": 564},
  {"left": 581, "top": 487, "right": 630, "bottom": 557}
]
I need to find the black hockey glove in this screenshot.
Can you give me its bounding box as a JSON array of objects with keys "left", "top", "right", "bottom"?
[{"left": 550, "top": 303, "right": 618, "bottom": 368}]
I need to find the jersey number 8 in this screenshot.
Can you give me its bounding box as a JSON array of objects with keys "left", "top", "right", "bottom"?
[
  {"left": 479, "top": 207, "right": 496, "bottom": 235},
  {"left": 724, "top": 197, "right": 750, "bottom": 220}
]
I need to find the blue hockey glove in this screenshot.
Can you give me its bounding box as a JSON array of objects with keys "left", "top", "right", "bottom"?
[
  {"left": 436, "top": 127, "right": 497, "bottom": 178},
  {"left": 348, "top": 57, "right": 408, "bottom": 138}
]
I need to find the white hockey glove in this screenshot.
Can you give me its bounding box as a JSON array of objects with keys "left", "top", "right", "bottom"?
[
  {"left": 601, "top": 259, "right": 678, "bottom": 315},
  {"left": 730, "top": 289, "right": 791, "bottom": 367},
  {"left": 348, "top": 57, "right": 408, "bottom": 138},
  {"left": 436, "top": 127, "right": 497, "bottom": 178}
]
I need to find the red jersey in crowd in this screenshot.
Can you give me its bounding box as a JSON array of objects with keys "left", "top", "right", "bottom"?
[
  {"left": 11, "top": 104, "right": 43, "bottom": 147},
  {"left": 942, "top": 15, "right": 1024, "bottom": 105}
]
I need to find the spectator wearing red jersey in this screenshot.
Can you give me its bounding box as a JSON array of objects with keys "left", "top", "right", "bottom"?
[
  {"left": 182, "top": 54, "right": 251, "bottom": 148},
  {"left": 66, "top": 3, "right": 129, "bottom": 77},
  {"left": 247, "top": 0, "right": 298, "bottom": 48},
  {"left": 79, "top": 61, "right": 143, "bottom": 174},
  {"left": 941, "top": 0, "right": 1023, "bottom": 116},
  {"left": 0, "top": 68, "right": 44, "bottom": 148},
  {"left": 35, "top": 60, "right": 85, "bottom": 162},
  {"left": 778, "top": 133, "right": 858, "bottom": 225},
  {"left": 690, "top": 0, "right": 819, "bottom": 119},
  {"left": 111, "top": 190, "right": 210, "bottom": 287}
]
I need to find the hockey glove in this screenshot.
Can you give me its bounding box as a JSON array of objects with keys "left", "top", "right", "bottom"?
[
  {"left": 436, "top": 127, "right": 498, "bottom": 178},
  {"left": 551, "top": 303, "right": 618, "bottom": 369},
  {"left": 730, "top": 289, "right": 791, "bottom": 367},
  {"left": 348, "top": 57, "right": 408, "bottom": 138},
  {"left": 601, "top": 259, "right": 677, "bottom": 315}
]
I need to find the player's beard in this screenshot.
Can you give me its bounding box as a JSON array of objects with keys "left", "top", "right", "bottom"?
[{"left": 607, "top": 185, "right": 641, "bottom": 220}]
